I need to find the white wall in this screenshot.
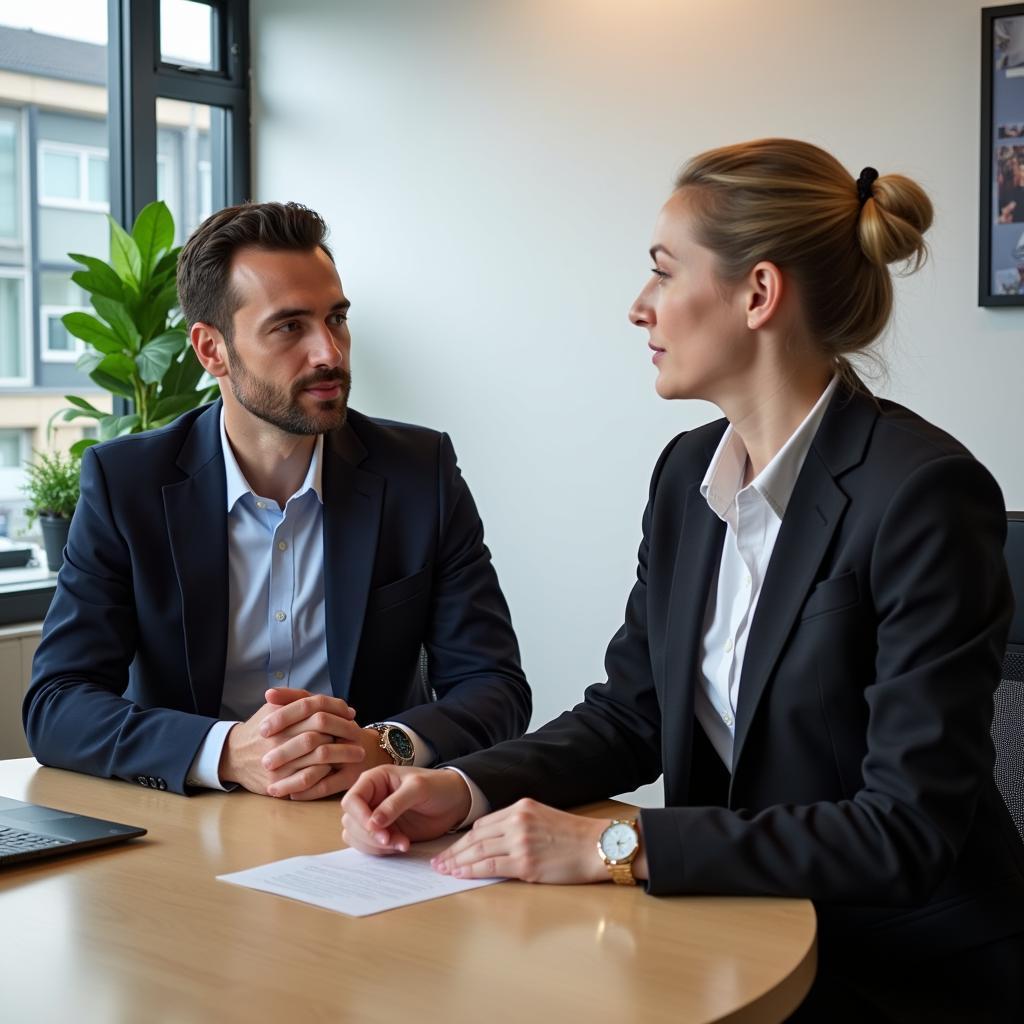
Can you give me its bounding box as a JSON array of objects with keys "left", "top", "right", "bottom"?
[{"left": 251, "top": 0, "right": 1024, "bottom": 799}]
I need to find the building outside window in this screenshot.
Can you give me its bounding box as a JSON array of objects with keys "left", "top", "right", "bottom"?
[{"left": 0, "top": 5, "right": 219, "bottom": 542}]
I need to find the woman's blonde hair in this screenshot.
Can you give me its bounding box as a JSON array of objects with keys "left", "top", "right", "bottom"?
[{"left": 675, "top": 138, "right": 933, "bottom": 379}]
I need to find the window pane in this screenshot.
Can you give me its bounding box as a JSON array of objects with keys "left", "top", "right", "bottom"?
[
  {"left": 156, "top": 98, "right": 226, "bottom": 241},
  {"left": 0, "top": 430, "right": 21, "bottom": 468},
  {"left": 0, "top": 276, "right": 23, "bottom": 378},
  {"left": 46, "top": 316, "right": 75, "bottom": 352},
  {"left": 160, "top": 0, "right": 216, "bottom": 71},
  {"left": 42, "top": 150, "right": 80, "bottom": 200},
  {"left": 87, "top": 154, "right": 108, "bottom": 203},
  {"left": 0, "top": 118, "right": 17, "bottom": 239}
]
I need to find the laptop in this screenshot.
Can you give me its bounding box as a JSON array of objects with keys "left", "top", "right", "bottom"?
[{"left": 0, "top": 795, "right": 146, "bottom": 867}]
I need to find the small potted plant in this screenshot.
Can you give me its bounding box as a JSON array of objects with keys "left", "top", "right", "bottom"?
[{"left": 23, "top": 450, "right": 81, "bottom": 572}]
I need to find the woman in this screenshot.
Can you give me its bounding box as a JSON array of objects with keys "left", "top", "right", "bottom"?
[{"left": 341, "top": 139, "right": 1024, "bottom": 1020}]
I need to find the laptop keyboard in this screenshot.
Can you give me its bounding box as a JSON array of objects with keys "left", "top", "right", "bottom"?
[{"left": 0, "top": 825, "right": 73, "bottom": 857}]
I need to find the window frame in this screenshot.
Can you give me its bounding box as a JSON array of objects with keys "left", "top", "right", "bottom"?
[{"left": 109, "top": 0, "right": 250, "bottom": 229}]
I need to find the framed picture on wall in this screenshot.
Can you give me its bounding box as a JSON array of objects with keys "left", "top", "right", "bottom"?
[{"left": 981, "top": 4, "right": 1024, "bottom": 306}]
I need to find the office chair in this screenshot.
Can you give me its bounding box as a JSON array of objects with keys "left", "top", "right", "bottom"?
[{"left": 992, "top": 512, "right": 1024, "bottom": 843}]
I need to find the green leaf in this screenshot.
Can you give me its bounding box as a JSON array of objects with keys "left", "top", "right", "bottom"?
[
  {"left": 46, "top": 401, "right": 103, "bottom": 438},
  {"left": 64, "top": 395, "right": 107, "bottom": 415},
  {"left": 152, "top": 248, "right": 181, "bottom": 280},
  {"left": 70, "top": 438, "right": 99, "bottom": 458},
  {"left": 113, "top": 414, "right": 141, "bottom": 436},
  {"left": 161, "top": 344, "right": 206, "bottom": 396},
  {"left": 131, "top": 281, "right": 180, "bottom": 343},
  {"left": 95, "top": 413, "right": 140, "bottom": 439},
  {"left": 76, "top": 349, "right": 107, "bottom": 376},
  {"left": 151, "top": 391, "right": 205, "bottom": 422},
  {"left": 131, "top": 201, "right": 175, "bottom": 277},
  {"left": 62, "top": 312, "right": 121, "bottom": 354},
  {"left": 94, "top": 352, "right": 137, "bottom": 383},
  {"left": 90, "top": 368, "right": 135, "bottom": 400},
  {"left": 108, "top": 216, "right": 142, "bottom": 285},
  {"left": 69, "top": 255, "right": 125, "bottom": 302},
  {"left": 136, "top": 331, "right": 185, "bottom": 384},
  {"left": 57, "top": 407, "right": 107, "bottom": 423},
  {"left": 92, "top": 295, "right": 142, "bottom": 352}
]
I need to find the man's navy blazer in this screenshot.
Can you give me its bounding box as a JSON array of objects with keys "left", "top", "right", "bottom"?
[
  {"left": 25, "top": 401, "right": 530, "bottom": 793},
  {"left": 450, "top": 383, "right": 1024, "bottom": 959}
]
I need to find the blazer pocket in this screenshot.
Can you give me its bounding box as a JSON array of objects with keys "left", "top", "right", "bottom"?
[
  {"left": 800, "top": 570, "right": 860, "bottom": 621},
  {"left": 367, "top": 564, "right": 432, "bottom": 613}
]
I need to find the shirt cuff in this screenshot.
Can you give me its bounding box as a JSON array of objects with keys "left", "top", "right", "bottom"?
[
  {"left": 186, "top": 720, "right": 240, "bottom": 791},
  {"left": 442, "top": 767, "right": 491, "bottom": 829},
  {"left": 381, "top": 721, "right": 435, "bottom": 767}
]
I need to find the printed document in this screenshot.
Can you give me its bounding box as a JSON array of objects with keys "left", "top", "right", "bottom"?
[{"left": 217, "top": 838, "right": 504, "bottom": 916}]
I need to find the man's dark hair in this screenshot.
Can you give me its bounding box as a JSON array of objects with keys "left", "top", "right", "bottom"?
[{"left": 176, "top": 201, "right": 334, "bottom": 340}]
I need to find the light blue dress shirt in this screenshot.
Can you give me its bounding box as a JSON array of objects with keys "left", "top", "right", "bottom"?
[{"left": 186, "top": 411, "right": 429, "bottom": 790}]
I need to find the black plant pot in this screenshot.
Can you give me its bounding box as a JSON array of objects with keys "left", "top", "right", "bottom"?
[{"left": 40, "top": 514, "right": 72, "bottom": 572}]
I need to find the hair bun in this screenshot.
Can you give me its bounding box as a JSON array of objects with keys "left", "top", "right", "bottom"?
[{"left": 857, "top": 173, "right": 933, "bottom": 269}]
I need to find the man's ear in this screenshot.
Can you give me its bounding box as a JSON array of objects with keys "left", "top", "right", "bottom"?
[
  {"left": 190, "top": 322, "right": 229, "bottom": 379},
  {"left": 745, "top": 261, "right": 784, "bottom": 330}
]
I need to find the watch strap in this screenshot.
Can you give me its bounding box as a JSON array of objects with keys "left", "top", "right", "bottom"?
[{"left": 599, "top": 818, "right": 639, "bottom": 886}]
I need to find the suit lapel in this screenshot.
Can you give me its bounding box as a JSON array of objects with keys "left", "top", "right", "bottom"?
[
  {"left": 321, "top": 424, "right": 384, "bottom": 702},
  {"left": 163, "top": 403, "right": 228, "bottom": 718},
  {"left": 661, "top": 481, "right": 726, "bottom": 802},
  {"left": 731, "top": 382, "right": 877, "bottom": 775}
]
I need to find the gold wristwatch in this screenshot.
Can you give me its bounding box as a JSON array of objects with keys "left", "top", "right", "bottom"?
[
  {"left": 369, "top": 723, "right": 415, "bottom": 766},
  {"left": 597, "top": 818, "right": 640, "bottom": 885}
]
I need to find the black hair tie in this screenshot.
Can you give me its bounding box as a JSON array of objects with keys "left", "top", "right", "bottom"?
[{"left": 856, "top": 167, "right": 879, "bottom": 206}]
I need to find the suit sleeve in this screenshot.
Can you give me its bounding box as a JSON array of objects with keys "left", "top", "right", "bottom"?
[
  {"left": 641, "top": 454, "right": 1013, "bottom": 903},
  {"left": 387, "top": 433, "right": 531, "bottom": 760},
  {"left": 23, "top": 445, "right": 217, "bottom": 794},
  {"left": 444, "top": 439, "right": 678, "bottom": 805}
]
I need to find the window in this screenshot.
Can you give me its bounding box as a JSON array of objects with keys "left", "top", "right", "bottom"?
[
  {"left": 38, "top": 142, "right": 110, "bottom": 211},
  {"left": 0, "top": 109, "right": 21, "bottom": 244},
  {"left": 0, "top": 429, "right": 24, "bottom": 468},
  {"left": 160, "top": 0, "right": 217, "bottom": 72},
  {"left": 0, "top": 270, "right": 28, "bottom": 385},
  {"left": 0, "top": 0, "right": 249, "bottom": 622}
]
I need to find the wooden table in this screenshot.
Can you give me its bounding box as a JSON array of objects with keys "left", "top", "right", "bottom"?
[{"left": 0, "top": 759, "right": 816, "bottom": 1023}]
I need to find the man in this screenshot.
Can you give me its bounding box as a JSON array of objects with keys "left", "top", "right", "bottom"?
[{"left": 24, "top": 201, "right": 530, "bottom": 799}]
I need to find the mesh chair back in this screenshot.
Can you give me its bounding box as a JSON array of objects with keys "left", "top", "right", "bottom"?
[{"left": 993, "top": 513, "right": 1024, "bottom": 843}]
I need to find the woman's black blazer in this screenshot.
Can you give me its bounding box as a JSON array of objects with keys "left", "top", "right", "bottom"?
[{"left": 450, "top": 381, "right": 1024, "bottom": 958}]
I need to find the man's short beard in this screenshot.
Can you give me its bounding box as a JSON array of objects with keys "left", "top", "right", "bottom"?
[{"left": 224, "top": 341, "right": 351, "bottom": 435}]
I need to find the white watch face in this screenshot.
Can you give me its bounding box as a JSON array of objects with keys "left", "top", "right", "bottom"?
[{"left": 600, "top": 822, "right": 638, "bottom": 861}]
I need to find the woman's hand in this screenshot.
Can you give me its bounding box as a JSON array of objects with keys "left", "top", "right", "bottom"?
[
  {"left": 431, "top": 799, "right": 611, "bottom": 884},
  {"left": 341, "top": 766, "right": 472, "bottom": 855}
]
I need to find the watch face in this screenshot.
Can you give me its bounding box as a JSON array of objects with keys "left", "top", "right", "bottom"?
[
  {"left": 600, "top": 822, "right": 638, "bottom": 861},
  {"left": 389, "top": 728, "right": 415, "bottom": 761}
]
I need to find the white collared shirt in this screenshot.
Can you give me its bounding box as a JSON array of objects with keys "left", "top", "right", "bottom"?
[
  {"left": 696, "top": 376, "right": 839, "bottom": 770},
  {"left": 186, "top": 410, "right": 431, "bottom": 790}
]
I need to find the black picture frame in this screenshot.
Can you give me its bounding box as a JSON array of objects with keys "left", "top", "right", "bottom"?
[{"left": 980, "top": 4, "right": 1024, "bottom": 306}]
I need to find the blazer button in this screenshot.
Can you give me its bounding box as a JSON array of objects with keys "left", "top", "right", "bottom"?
[
  {"left": 147, "top": 777, "right": 158, "bottom": 788},
  {"left": 157, "top": 779, "right": 167, "bottom": 791},
  {"left": 138, "top": 776, "right": 149, "bottom": 787}
]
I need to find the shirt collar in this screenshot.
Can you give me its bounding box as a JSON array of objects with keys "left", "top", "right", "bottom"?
[
  {"left": 219, "top": 408, "right": 324, "bottom": 512},
  {"left": 700, "top": 375, "right": 839, "bottom": 524}
]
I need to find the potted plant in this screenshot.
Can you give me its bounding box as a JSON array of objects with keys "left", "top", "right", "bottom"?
[
  {"left": 50, "top": 200, "right": 218, "bottom": 456},
  {"left": 22, "top": 450, "right": 81, "bottom": 572}
]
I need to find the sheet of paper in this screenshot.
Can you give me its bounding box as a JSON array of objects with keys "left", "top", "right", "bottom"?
[{"left": 217, "top": 838, "right": 504, "bottom": 916}]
